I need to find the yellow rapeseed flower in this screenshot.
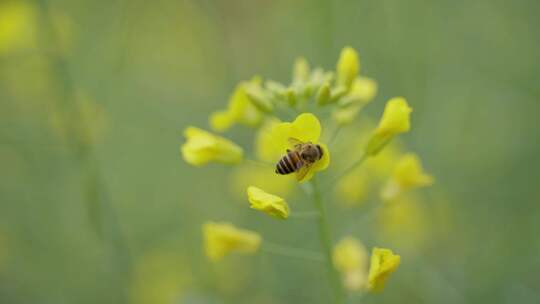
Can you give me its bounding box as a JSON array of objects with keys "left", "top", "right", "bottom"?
[
  {"left": 333, "top": 77, "right": 378, "bottom": 125},
  {"left": 257, "top": 113, "right": 330, "bottom": 182},
  {"left": 333, "top": 122, "right": 402, "bottom": 206},
  {"left": 381, "top": 153, "right": 434, "bottom": 200},
  {"left": 366, "top": 97, "right": 412, "bottom": 156},
  {"left": 209, "top": 79, "right": 263, "bottom": 132},
  {"left": 333, "top": 237, "right": 369, "bottom": 290},
  {"left": 367, "top": 247, "right": 401, "bottom": 292},
  {"left": 246, "top": 186, "right": 289, "bottom": 219},
  {"left": 336, "top": 46, "right": 360, "bottom": 89},
  {"left": 203, "top": 222, "right": 261, "bottom": 261},
  {"left": 181, "top": 127, "right": 243, "bottom": 166}
]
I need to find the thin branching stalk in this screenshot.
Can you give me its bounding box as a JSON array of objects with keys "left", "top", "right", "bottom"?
[
  {"left": 36, "top": 2, "right": 132, "bottom": 302},
  {"left": 311, "top": 177, "right": 344, "bottom": 304},
  {"left": 327, "top": 125, "right": 343, "bottom": 146},
  {"left": 261, "top": 242, "right": 324, "bottom": 262},
  {"left": 289, "top": 211, "right": 321, "bottom": 219}
]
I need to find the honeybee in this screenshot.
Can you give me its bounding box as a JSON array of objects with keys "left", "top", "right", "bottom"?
[{"left": 275, "top": 137, "right": 324, "bottom": 180}]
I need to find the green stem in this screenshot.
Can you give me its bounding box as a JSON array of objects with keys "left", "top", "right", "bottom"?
[
  {"left": 261, "top": 242, "right": 324, "bottom": 262},
  {"left": 311, "top": 178, "right": 344, "bottom": 304},
  {"left": 36, "top": 2, "right": 131, "bottom": 302},
  {"left": 289, "top": 211, "right": 321, "bottom": 219},
  {"left": 327, "top": 125, "right": 342, "bottom": 146}
]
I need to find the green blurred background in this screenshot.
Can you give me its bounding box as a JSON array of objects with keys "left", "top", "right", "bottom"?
[{"left": 1, "top": 0, "right": 539, "bottom": 303}]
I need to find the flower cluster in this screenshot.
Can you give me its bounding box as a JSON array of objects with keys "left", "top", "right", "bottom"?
[{"left": 180, "top": 46, "right": 434, "bottom": 299}]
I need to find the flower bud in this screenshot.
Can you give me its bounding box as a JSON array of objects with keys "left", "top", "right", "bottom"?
[
  {"left": 293, "top": 57, "right": 310, "bottom": 84},
  {"left": 316, "top": 82, "right": 331, "bottom": 106},
  {"left": 336, "top": 46, "right": 360, "bottom": 89},
  {"left": 244, "top": 82, "right": 274, "bottom": 113}
]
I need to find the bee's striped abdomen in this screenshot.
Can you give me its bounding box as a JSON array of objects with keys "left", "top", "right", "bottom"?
[{"left": 275, "top": 151, "right": 301, "bottom": 175}]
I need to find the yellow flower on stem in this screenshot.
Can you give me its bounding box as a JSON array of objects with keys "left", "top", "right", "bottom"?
[
  {"left": 209, "top": 78, "right": 263, "bottom": 132},
  {"left": 367, "top": 247, "right": 401, "bottom": 292},
  {"left": 256, "top": 113, "right": 330, "bottom": 183},
  {"left": 336, "top": 46, "right": 360, "bottom": 89},
  {"left": 381, "top": 153, "right": 434, "bottom": 200},
  {"left": 246, "top": 186, "right": 289, "bottom": 219},
  {"left": 203, "top": 222, "right": 261, "bottom": 262},
  {"left": 366, "top": 97, "right": 412, "bottom": 156},
  {"left": 181, "top": 127, "right": 243, "bottom": 166},
  {"left": 332, "top": 237, "right": 369, "bottom": 291},
  {"left": 333, "top": 77, "right": 378, "bottom": 125}
]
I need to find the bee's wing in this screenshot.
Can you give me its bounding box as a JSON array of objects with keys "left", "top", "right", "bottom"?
[
  {"left": 288, "top": 137, "right": 305, "bottom": 148},
  {"left": 295, "top": 162, "right": 312, "bottom": 181}
]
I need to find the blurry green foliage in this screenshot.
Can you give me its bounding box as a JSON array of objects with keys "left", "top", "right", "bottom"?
[{"left": 1, "top": 0, "right": 539, "bottom": 303}]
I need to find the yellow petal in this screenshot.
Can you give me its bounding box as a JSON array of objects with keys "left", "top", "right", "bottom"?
[
  {"left": 255, "top": 118, "right": 283, "bottom": 162},
  {"left": 381, "top": 153, "right": 434, "bottom": 200},
  {"left": 375, "top": 97, "right": 412, "bottom": 136},
  {"left": 333, "top": 237, "right": 368, "bottom": 273},
  {"left": 181, "top": 127, "right": 243, "bottom": 166},
  {"left": 246, "top": 186, "right": 289, "bottom": 219},
  {"left": 209, "top": 80, "right": 263, "bottom": 132},
  {"left": 350, "top": 77, "right": 377, "bottom": 103},
  {"left": 209, "top": 110, "right": 234, "bottom": 132},
  {"left": 336, "top": 46, "right": 360, "bottom": 89},
  {"left": 228, "top": 81, "right": 263, "bottom": 126},
  {"left": 289, "top": 113, "right": 322, "bottom": 143},
  {"left": 366, "top": 97, "right": 412, "bottom": 156},
  {"left": 333, "top": 237, "right": 369, "bottom": 291},
  {"left": 203, "top": 222, "right": 262, "bottom": 262},
  {"left": 393, "top": 154, "right": 434, "bottom": 188},
  {"left": 367, "top": 247, "right": 401, "bottom": 292}
]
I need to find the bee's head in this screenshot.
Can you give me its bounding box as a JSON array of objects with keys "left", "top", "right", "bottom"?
[{"left": 300, "top": 144, "right": 323, "bottom": 162}]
